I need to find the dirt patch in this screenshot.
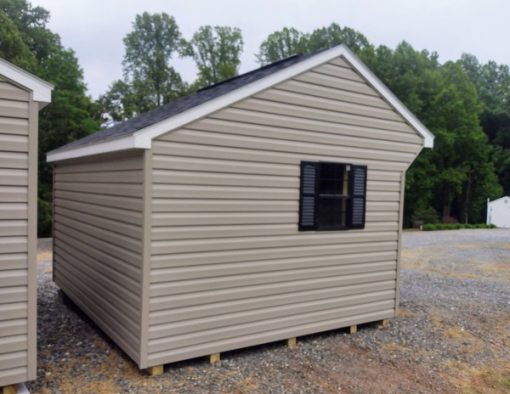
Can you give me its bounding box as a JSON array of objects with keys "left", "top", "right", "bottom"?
[
  {"left": 37, "top": 250, "right": 52, "bottom": 263},
  {"left": 323, "top": 342, "right": 451, "bottom": 393},
  {"left": 58, "top": 380, "right": 122, "bottom": 394},
  {"left": 397, "top": 308, "right": 417, "bottom": 318},
  {"left": 445, "top": 360, "right": 510, "bottom": 394}
]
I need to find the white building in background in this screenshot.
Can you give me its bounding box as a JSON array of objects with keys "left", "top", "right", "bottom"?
[{"left": 487, "top": 196, "right": 510, "bottom": 228}]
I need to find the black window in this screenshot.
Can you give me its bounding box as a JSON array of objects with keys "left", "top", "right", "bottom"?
[{"left": 299, "top": 161, "right": 367, "bottom": 231}]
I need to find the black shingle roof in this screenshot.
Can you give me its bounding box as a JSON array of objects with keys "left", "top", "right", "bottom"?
[{"left": 51, "top": 52, "right": 315, "bottom": 154}]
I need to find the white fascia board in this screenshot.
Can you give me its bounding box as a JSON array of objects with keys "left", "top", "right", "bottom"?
[
  {"left": 46, "top": 130, "right": 152, "bottom": 162},
  {"left": 49, "top": 44, "right": 434, "bottom": 162},
  {"left": 0, "top": 58, "right": 53, "bottom": 104},
  {"left": 47, "top": 135, "right": 138, "bottom": 162}
]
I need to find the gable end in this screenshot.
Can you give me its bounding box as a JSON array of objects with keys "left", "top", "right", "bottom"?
[{"left": 47, "top": 45, "right": 433, "bottom": 163}]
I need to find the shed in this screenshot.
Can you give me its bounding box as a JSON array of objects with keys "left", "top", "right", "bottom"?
[
  {"left": 0, "top": 58, "right": 52, "bottom": 388},
  {"left": 487, "top": 196, "right": 510, "bottom": 228},
  {"left": 47, "top": 45, "right": 434, "bottom": 372}
]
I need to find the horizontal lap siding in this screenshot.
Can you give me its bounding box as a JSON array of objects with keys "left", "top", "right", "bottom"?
[
  {"left": 0, "top": 80, "right": 31, "bottom": 386},
  {"left": 53, "top": 151, "right": 145, "bottom": 364},
  {"left": 145, "top": 56, "right": 423, "bottom": 365}
]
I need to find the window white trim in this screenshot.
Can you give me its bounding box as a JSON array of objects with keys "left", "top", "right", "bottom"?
[
  {"left": 47, "top": 44, "right": 433, "bottom": 163},
  {"left": 0, "top": 58, "right": 53, "bottom": 105}
]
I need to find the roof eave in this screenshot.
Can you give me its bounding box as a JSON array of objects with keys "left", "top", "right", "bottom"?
[{"left": 47, "top": 134, "right": 150, "bottom": 162}]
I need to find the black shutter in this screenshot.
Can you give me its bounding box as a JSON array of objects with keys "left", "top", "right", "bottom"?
[
  {"left": 299, "top": 161, "right": 318, "bottom": 231},
  {"left": 348, "top": 165, "right": 367, "bottom": 229}
]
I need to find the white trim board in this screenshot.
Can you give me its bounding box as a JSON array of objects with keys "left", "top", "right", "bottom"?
[
  {"left": 0, "top": 58, "right": 53, "bottom": 105},
  {"left": 47, "top": 44, "right": 434, "bottom": 163}
]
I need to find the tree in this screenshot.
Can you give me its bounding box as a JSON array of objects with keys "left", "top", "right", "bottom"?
[
  {"left": 123, "top": 12, "right": 184, "bottom": 107},
  {"left": 184, "top": 25, "right": 243, "bottom": 88},
  {"left": 100, "top": 12, "right": 187, "bottom": 121},
  {"left": 38, "top": 46, "right": 100, "bottom": 179},
  {"left": 0, "top": 10, "right": 37, "bottom": 70},
  {"left": 256, "top": 27, "right": 306, "bottom": 65},
  {"left": 460, "top": 54, "right": 510, "bottom": 196},
  {"left": 428, "top": 62, "right": 501, "bottom": 222},
  {"left": 360, "top": 43, "right": 441, "bottom": 224},
  {"left": 0, "top": 0, "right": 58, "bottom": 61},
  {"left": 96, "top": 80, "right": 136, "bottom": 123},
  {"left": 256, "top": 23, "right": 370, "bottom": 65},
  {"left": 1, "top": 0, "right": 101, "bottom": 236},
  {"left": 306, "top": 23, "right": 370, "bottom": 53},
  {"left": 460, "top": 54, "right": 510, "bottom": 115},
  {"left": 361, "top": 42, "right": 501, "bottom": 224}
]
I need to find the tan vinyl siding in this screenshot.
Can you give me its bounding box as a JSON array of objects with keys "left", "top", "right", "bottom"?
[
  {"left": 53, "top": 151, "right": 145, "bottom": 365},
  {"left": 0, "top": 80, "right": 34, "bottom": 387},
  {"left": 0, "top": 80, "right": 30, "bottom": 102},
  {"left": 144, "top": 56, "right": 423, "bottom": 366}
]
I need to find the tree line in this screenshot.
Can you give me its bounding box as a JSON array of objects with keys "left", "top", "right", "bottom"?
[{"left": 0, "top": 0, "right": 508, "bottom": 235}]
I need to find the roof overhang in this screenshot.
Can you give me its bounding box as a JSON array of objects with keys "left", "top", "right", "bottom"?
[
  {"left": 47, "top": 44, "right": 434, "bottom": 163},
  {"left": 0, "top": 58, "right": 53, "bottom": 109}
]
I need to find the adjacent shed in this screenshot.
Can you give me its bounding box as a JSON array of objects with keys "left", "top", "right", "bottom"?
[
  {"left": 487, "top": 196, "right": 510, "bottom": 228},
  {"left": 0, "top": 58, "right": 52, "bottom": 388},
  {"left": 47, "top": 45, "right": 434, "bottom": 371}
]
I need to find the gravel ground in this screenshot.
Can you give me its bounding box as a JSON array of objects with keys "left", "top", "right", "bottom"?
[{"left": 28, "top": 230, "right": 510, "bottom": 394}]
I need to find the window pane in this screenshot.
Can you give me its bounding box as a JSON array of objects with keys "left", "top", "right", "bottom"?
[
  {"left": 320, "top": 163, "right": 343, "bottom": 179},
  {"left": 318, "top": 163, "right": 345, "bottom": 195},
  {"left": 317, "top": 196, "right": 347, "bottom": 228},
  {"left": 319, "top": 179, "right": 342, "bottom": 195}
]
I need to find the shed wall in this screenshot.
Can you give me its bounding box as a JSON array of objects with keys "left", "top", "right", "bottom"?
[
  {"left": 487, "top": 197, "right": 510, "bottom": 228},
  {"left": 0, "top": 79, "right": 37, "bottom": 386},
  {"left": 145, "top": 56, "right": 423, "bottom": 366},
  {"left": 53, "top": 150, "right": 145, "bottom": 365}
]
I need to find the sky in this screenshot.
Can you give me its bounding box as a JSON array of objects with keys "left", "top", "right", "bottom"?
[{"left": 33, "top": 0, "right": 510, "bottom": 99}]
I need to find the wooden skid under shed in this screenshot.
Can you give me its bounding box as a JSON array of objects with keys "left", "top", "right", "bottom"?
[{"left": 144, "top": 318, "right": 391, "bottom": 375}]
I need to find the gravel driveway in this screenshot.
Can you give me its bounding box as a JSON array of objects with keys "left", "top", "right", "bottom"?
[{"left": 29, "top": 230, "right": 510, "bottom": 393}]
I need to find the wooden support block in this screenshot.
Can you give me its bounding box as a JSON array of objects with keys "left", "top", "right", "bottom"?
[
  {"left": 2, "top": 385, "right": 17, "bottom": 394},
  {"left": 147, "top": 365, "right": 164, "bottom": 376},
  {"left": 378, "top": 319, "right": 390, "bottom": 328},
  {"left": 287, "top": 337, "right": 297, "bottom": 349},
  {"left": 349, "top": 325, "right": 357, "bottom": 334},
  {"left": 210, "top": 353, "right": 221, "bottom": 365}
]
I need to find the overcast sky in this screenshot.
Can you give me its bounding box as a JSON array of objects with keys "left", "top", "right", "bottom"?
[{"left": 33, "top": 0, "right": 510, "bottom": 99}]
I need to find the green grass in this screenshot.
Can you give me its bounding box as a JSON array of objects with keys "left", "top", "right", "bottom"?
[{"left": 422, "top": 223, "right": 497, "bottom": 231}]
